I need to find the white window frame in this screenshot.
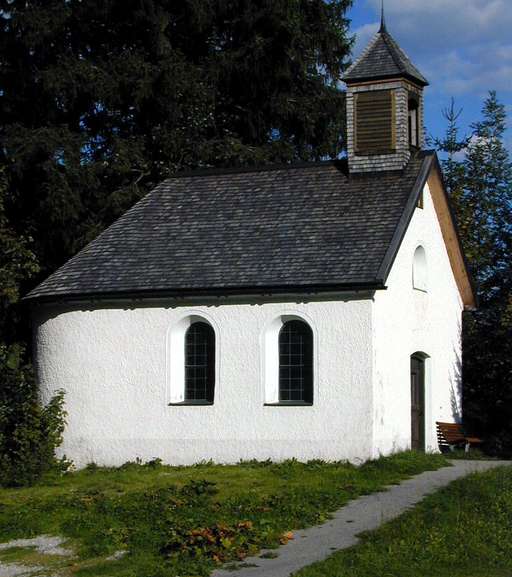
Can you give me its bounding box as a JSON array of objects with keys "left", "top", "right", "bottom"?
[
  {"left": 167, "top": 312, "right": 219, "bottom": 405},
  {"left": 261, "top": 312, "right": 317, "bottom": 405}
]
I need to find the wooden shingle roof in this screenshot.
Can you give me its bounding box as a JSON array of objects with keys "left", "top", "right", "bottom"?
[
  {"left": 344, "top": 29, "right": 428, "bottom": 86},
  {"left": 27, "top": 152, "right": 436, "bottom": 302}
]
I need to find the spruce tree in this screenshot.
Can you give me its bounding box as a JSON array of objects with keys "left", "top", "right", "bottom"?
[
  {"left": 0, "top": 0, "right": 354, "bottom": 281},
  {"left": 463, "top": 92, "right": 512, "bottom": 300},
  {"left": 436, "top": 92, "right": 512, "bottom": 455},
  {"left": 433, "top": 98, "right": 468, "bottom": 197}
]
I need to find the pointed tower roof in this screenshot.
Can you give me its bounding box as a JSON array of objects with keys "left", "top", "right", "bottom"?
[
  {"left": 344, "top": 22, "right": 428, "bottom": 86},
  {"left": 379, "top": 0, "right": 387, "bottom": 33}
]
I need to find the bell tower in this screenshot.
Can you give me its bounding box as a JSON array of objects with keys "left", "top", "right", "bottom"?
[{"left": 343, "top": 7, "right": 428, "bottom": 173}]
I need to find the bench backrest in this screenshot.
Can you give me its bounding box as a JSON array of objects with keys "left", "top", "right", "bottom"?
[{"left": 436, "top": 421, "right": 465, "bottom": 446}]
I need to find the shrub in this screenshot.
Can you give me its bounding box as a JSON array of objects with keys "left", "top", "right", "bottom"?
[
  {"left": 0, "top": 343, "right": 69, "bottom": 486},
  {"left": 162, "top": 520, "right": 260, "bottom": 564}
]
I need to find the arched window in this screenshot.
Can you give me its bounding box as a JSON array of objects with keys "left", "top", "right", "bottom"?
[
  {"left": 278, "top": 320, "right": 313, "bottom": 403},
  {"left": 184, "top": 321, "right": 215, "bottom": 403},
  {"left": 413, "top": 246, "right": 428, "bottom": 291}
]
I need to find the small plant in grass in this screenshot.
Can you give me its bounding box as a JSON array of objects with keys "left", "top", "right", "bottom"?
[{"left": 162, "top": 521, "right": 260, "bottom": 565}]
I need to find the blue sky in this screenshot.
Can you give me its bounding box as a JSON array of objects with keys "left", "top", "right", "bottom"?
[{"left": 346, "top": 0, "right": 512, "bottom": 150}]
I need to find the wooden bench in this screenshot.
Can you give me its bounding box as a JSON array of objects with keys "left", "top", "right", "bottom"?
[{"left": 436, "top": 421, "right": 483, "bottom": 453}]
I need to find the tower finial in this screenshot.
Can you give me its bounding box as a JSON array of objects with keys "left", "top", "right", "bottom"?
[{"left": 379, "top": 0, "right": 387, "bottom": 33}]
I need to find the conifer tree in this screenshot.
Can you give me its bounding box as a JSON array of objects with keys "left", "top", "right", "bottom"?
[
  {"left": 436, "top": 92, "right": 512, "bottom": 455},
  {"left": 0, "top": 0, "right": 354, "bottom": 281},
  {"left": 433, "top": 98, "right": 468, "bottom": 197},
  {"left": 463, "top": 92, "right": 512, "bottom": 300}
]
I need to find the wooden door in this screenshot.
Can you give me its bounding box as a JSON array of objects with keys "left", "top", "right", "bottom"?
[{"left": 410, "top": 356, "right": 425, "bottom": 451}]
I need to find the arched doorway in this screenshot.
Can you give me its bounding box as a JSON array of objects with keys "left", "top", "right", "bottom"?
[{"left": 410, "top": 354, "right": 426, "bottom": 451}]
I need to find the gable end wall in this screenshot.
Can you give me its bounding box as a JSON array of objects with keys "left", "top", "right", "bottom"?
[{"left": 372, "top": 180, "right": 464, "bottom": 455}]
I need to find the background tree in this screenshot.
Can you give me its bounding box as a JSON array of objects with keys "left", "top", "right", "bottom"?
[
  {"left": 432, "top": 99, "right": 469, "bottom": 217},
  {"left": 1, "top": 0, "right": 353, "bottom": 282},
  {"left": 0, "top": 168, "right": 39, "bottom": 343},
  {"left": 462, "top": 93, "right": 512, "bottom": 298},
  {"left": 435, "top": 91, "right": 512, "bottom": 456}
]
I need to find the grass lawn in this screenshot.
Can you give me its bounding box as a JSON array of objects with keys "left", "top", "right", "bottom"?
[
  {"left": 296, "top": 464, "right": 512, "bottom": 577},
  {"left": 0, "top": 451, "right": 447, "bottom": 577}
]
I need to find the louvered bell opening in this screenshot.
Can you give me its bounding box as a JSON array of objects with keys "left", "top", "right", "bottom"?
[{"left": 355, "top": 90, "right": 396, "bottom": 155}]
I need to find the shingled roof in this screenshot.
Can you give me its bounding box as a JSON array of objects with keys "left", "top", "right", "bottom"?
[
  {"left": 344, "top": 28, "right": 428, "bottom": 86},
  {"left": 26, "top": 151, "right": 436, "bottom": 302}
]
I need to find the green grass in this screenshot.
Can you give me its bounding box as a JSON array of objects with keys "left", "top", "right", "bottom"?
[
  {"left": 444, "top": 448, "right": 494, "bottom": 460},
  {"left": 295, "top": 464, "right": 512, "bottom": 577},
  {"left": 0, "top": 452, "right": 448, "bottom": 577}
]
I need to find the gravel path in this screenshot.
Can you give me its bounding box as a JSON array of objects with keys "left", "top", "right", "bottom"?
[
  {"left": 212, "top": 459, "right": 511, "bottom": 577},
  {"left": 0, "top": 565, "right": 41, "bottom": 577},
  {"left": 0, "top": 535, "right": 72, "bottom": 577},
  {"left": 0, "top": 536, "right": 71, "bottom": 557}
]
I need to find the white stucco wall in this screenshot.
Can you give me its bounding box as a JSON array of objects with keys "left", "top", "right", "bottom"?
[
  {"left": 34, "top": 297, "right": 374, "bottom": 468},
  {"left": 372, "top": 182, "right": 464, "bottom": 456}
]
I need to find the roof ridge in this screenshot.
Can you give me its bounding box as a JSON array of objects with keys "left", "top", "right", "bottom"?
[
  {"left": 381, "top": 30, "right": 428, "bottom": 84},
  {"left": 380, "top": 31, "right": 406, "bottom": 74},
  {"left": 343, "top": 31, "right": 381, "bottom": 79},
  {"left": 165, "top": 159, "right": 348, "bottom": 180}
]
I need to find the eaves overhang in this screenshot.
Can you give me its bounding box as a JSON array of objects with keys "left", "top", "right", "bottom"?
[{"left": 25, "top": 281, "right": 387, "bottom": 307}]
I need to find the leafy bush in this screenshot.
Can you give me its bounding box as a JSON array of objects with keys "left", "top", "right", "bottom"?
[
  {"left": 162, "top": 520, "right": 260, "bottom": 565},
  {"left": 0, "top": 343, "right": 69, "bottom": 487},
  {"left": 0, "top": 167, "right": 68, "bottom": 486}
]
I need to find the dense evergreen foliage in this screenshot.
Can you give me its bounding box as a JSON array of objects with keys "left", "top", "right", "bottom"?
[
  {"left": 1, "top": 0, "right": 353, "bottom": 280},
  {"left": 435, "top": 92, "right": 512, "bottom": 456}
]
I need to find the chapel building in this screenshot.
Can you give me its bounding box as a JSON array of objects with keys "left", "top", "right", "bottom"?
[{"left": 27, "top": 16, "right": 475, "bottom": 467}]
